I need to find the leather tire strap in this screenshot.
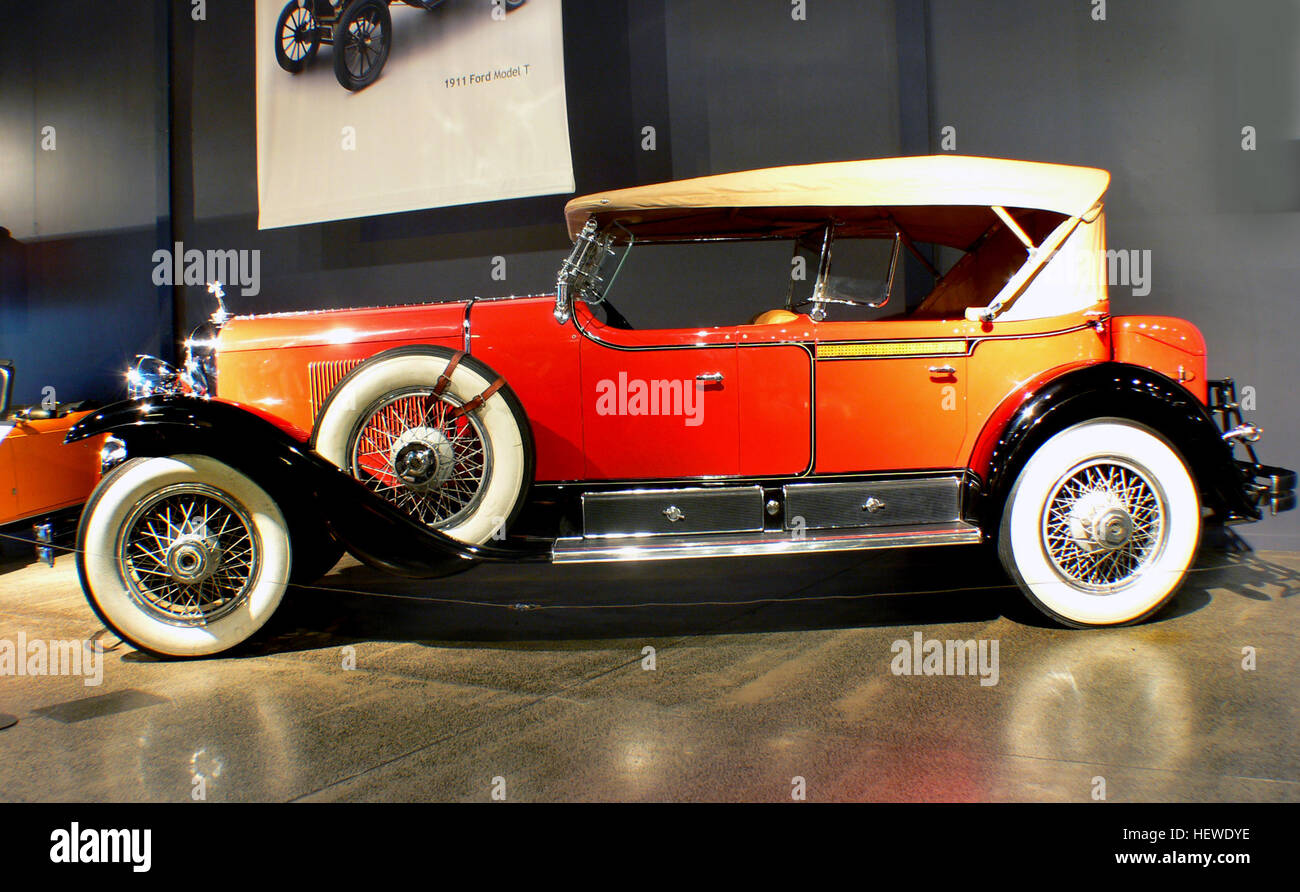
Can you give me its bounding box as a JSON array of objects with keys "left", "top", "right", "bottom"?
[
  {"left": 432, "top": 350, "right": 466, "bottom": 396},
  {"left": 451, "top": 377, "right": 505, "bottom": 419}
]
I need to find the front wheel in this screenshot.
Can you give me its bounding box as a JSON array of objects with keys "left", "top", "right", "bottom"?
[
  {"left": 998, "top": 419, "right": 1201, "bottom": 627},
  {"left": 333, "top": 0, "right": 392, "bottom": 91},
  {"left": 78, "top": 456, "right": 291, "bottom": 657}
]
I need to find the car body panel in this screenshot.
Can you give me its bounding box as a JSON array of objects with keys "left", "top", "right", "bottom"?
[
  {"left": 466, "top": 297, "right": 585, "bottom": 482},
  {"left": 738, "top": 343, "right": 812, "bottom": 476},
  {"left": 1111, "top": 315, "right": 1208, "bottom": 403},
  {"left": 215, "top": 301, "right": 467, "bottom": 438},
  {"left": 205, "top": 301, "right": 1216, "bottom": 487},
  {"left": 0, "top": 410, "right": 103, "bottom": 528}
]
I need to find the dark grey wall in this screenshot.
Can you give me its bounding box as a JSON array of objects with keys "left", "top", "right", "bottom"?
[
  {"left": 0, "top": 0, "right": 171, "bottom": 405},
  {"left": 2, "top": 0, "right": 1297, "bottom": 546}
]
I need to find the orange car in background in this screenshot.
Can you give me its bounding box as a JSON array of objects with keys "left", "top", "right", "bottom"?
[{"left": 0, "top": 361, "right": 106, "bottom": 562}]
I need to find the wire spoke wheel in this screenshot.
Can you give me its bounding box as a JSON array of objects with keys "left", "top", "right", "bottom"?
[
  {"left": 347, "top": 387, "right": 493, "bottom": 529},
  {"left": 115, "top": 483, "right": 261, "bottom": 627},
  {"left": 1041, "top": 458, "right": 1168, "bottom": 593}
]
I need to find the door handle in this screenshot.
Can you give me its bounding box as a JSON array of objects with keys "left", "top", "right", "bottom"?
[
  {"left": 927, "top": 365, "right": 956, "bottom": 376},
  {"left": 696, "top": 372, "right": 725, "bottom": 383}
]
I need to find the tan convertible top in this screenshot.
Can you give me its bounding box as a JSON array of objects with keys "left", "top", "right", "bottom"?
[{"left": 564, "top": 155, "right": 1110, "bottom": 244}]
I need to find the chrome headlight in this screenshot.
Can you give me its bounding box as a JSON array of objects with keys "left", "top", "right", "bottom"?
[
  {"left": 99, "top": 435, "right": 128, "bottom": 474},
  {"left": 125, "top": 282, "right": 227, "bottom": 400},
  {"left": 126, "top": 355, "right": 183, "bottom": 399}
]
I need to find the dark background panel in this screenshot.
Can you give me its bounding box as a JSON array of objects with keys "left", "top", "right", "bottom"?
[
  {"left": 0, "top": 0, "right": 1296, "bottom": 545},
  {"left": 0, "top": 0, "right": 171, "bottom": 406}
]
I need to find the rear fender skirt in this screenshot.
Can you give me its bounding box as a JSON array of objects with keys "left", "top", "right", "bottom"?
[
  {"left": 65, "top": 397, "right": 548, "bottom": 575},
  {"left": 976, "top": 362, "right": 1255, "bottom": 528}
]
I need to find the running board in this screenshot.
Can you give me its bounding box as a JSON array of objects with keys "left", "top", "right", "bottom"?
[{"left": 551, "top": 521, "right": 982, "bottom": 564}]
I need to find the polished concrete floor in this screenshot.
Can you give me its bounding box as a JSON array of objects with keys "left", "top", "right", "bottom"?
[{"left": 0, "top": 530, "right": 1296, "bottom": 802}]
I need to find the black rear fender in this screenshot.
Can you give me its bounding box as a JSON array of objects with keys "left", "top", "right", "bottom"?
[{"left": 978, "top": 363, "right": 1257, "bottom": 531}]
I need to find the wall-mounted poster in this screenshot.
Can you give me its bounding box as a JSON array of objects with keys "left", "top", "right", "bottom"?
[{"left": 255, "top": 0, "right": 574, "bottom": 229}]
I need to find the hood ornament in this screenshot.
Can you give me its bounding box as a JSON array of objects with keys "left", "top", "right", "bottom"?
[{"left": 207, "top": 281, "right": 231, "bottom": 327}]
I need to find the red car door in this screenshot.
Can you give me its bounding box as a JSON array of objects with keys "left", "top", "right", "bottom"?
[
  {"left": 575, "top": 306, "right": 816, "bottom": 481},
  {"left": 577, "top": 311, "right": 740, "bottom": 480}
]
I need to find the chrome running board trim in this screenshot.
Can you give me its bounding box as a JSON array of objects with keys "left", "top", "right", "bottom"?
[{"left": 551, "top": 521, "right": 982, "bottom": 564}]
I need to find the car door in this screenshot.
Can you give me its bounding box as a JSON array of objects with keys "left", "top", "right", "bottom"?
[
  {"left": 736, "top": 336, "right": 814, "bottom": 477},
  {"left": 578, "top": 311, "right": 740, "bottom": 480},
  {"left": 7, "top": 415, "right": 101, "bottom": 520},
  {"left": 812, "top": 319, "right": 968, "bottom": 472}
]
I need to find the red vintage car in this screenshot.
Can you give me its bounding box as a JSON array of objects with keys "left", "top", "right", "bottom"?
[{"left": 68, "top": 156, "right": 1295, "bottom": 657}]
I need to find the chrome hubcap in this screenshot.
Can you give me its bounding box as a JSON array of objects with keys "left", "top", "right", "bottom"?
[
  {"left": 117, "top": 484, "right": 260, "bottom": 626},
  {"left": 391, "top": 426, "right": 456, "bottom": 490},
  {"left": 1042, "top": 459, "right": 1167, "bottom": 592},
  {"left": 165, "top": 534, "right": 220, "bottom": 584}
]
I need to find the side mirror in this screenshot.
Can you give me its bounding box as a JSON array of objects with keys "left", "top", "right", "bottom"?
[{"left": 0, "top": 360, "right": 13, "bottom": 417}]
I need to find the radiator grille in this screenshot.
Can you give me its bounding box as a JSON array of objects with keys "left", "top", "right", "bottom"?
[{"left": 308, "top": 359, "right": 362, "bottom": 422}]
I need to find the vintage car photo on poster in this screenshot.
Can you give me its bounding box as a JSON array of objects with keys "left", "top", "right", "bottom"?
[
  {"left": 274, "top": 0, "right": 529, "bottom": 92},
  {"left": 68, "top": 155, "right": 1295, "bottom": 657},
  {"left": 256, "top": 0, "right": 573, "bottom": 228}
]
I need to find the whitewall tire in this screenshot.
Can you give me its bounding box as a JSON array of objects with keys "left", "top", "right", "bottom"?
[
  {"left": 78, "top": 455, "right": 291, "bottom": 657},
  {"left": 313, "top": 348, "right": 530, "bottom": 545},
  {"left": 998, "top": 419, "right": 1201, "bottom": 627}
]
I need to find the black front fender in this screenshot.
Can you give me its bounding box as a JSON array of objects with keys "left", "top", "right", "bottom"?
[
  {"left": 980, "top": 363, "right": 1258, "bottom": 528},
  {"left": 67, "top": 397, "right": 549, "bottom": 575}
]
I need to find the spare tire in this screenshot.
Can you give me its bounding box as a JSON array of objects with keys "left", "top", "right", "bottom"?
[{"left": 312, "top": 346, "right": 532, "bottom": 545}]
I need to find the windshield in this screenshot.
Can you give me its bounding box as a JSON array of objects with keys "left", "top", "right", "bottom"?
[{"left": 559, "top": 223, "right": 973, "bottom": 328}]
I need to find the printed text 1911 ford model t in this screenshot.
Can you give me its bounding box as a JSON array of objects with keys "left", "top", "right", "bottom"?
[{"left": 68, "top": 156, "right": 1295, "bottom": 656}]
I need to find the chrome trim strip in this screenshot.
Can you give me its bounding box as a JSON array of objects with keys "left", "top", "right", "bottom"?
[
  {"left": 551, "top": 521, "right": 982, "bottom": 563},
  {"left": 813, "top": 321, "right": 1099, "bottom": 361},
  {"left": 534, "top": 467, "right": 979, "bottom": 489}
]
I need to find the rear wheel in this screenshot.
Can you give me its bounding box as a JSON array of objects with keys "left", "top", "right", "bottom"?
[
  {"left": 78, "top": 456, "right": 291, "bottom": 657},
  {"left": 998, "top": 419, "right": 1201, "bottom": 627}
]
